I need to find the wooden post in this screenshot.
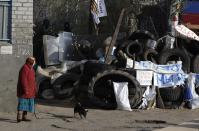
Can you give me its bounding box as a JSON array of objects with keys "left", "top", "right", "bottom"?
[{"left": 105, "top": 8, "right": 126, "bottom": 64}]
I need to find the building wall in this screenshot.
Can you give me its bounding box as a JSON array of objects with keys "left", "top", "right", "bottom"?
[{"left": 0, "top": 0, "right": 33, "bottom": 112}]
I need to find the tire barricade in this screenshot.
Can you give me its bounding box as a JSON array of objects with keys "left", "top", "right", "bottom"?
[{"left": 37, "top": 29, "right": 199, "bottom": 110}]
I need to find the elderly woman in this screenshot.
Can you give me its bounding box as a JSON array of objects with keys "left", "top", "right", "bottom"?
[{"left": 17, "top": 57, "right": 37, "bottom": 122}]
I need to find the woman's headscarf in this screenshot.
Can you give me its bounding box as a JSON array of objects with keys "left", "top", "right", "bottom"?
[{"left": 26, "top": 56, "right": 35, "bottom": 65}]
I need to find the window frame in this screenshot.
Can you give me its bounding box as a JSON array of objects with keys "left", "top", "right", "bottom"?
[{"left": 0, "top": 0, "right": 11, "bottom": 42}]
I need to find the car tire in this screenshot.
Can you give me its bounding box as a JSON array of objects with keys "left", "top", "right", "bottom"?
[
  {"left": 192, "top": 55, "right": 199, "bottom": 73},
  {"left": 52, "top": 73, "right": 80, "bottom": 99},
  {"left": 143, "top": 49, "right": 158, "bottom": 63},
  {"left": 125, "top": 40, "right": 143, "bottom": 59},
  {"left": 159, "top": 86, "right": 183, "bottom": 102},
  {"left": 158, "top": 48, "right": 190, "bottom": 73},
  {"left": 88, "top": 69, "right": 142, "bottom": 109},
  {"left": 37, "top": 78, "right": 54, "bottom": 100}
]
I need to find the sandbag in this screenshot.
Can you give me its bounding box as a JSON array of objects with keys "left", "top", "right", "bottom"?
[{"left": 113, "top": 82, "right": 132, "bottom": 111}]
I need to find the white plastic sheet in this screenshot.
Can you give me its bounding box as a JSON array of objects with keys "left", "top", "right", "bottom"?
[
  {"left": 188, "top": 73, "right": 199, "bottom": 109},
  {"left": 188, "top": 73, "right": 198, "bottom": 99},
  {"left": 175, "top": 24, "right": 199, "bottom": 41},
  {"left": 113, "top": 82, "right": 132, "bottom": 111},
  {"left": 126, "top": 58, "right": 134, "bottom": 68},
  {"left": 43, "top": 32, "right": 73, "bottom": 66},
  {"left": 59, "top": 60, "right": 87, "bottom": 73},
  {"left": 138, "top": 86, "right": 156, "bottom": 109},
  {"left": 43, "top": 35, "right": 59, "bottom": 65}
]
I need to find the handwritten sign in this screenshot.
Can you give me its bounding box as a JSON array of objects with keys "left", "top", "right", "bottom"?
[
  {"left": 134, "top": 61, "right": 183, "bottom": 73},
  {"left": 136, "top": 70, "right": 153, "bottom": 86},
  {"left": 153, "top": 73, "right": 185, "bottom": 87}
]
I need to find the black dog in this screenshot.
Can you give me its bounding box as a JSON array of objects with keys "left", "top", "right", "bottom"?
[{"left": 74, "top": 102, "right": 88, "bottom": 119}]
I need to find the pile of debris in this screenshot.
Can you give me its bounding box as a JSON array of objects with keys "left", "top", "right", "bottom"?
[
  {"left": 36, "top": 28, "right": 199, "bottom": 110},
  {"left": 35, "top": 0, "right": 199, "bottom": 111}
]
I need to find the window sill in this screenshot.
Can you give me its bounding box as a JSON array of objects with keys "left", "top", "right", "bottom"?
[{"left": 0, "top": 41, "right": 11, "bottom": 45}]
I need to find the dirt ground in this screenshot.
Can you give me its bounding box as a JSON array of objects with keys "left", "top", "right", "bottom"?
[{"left": 0, "top": 100, "right": 199, "bottom": 131}]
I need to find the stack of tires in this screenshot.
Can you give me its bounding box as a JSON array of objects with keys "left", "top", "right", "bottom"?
[
  {"left": 115, "top": 30, "right": 192, "bottom": 73},
  {"left": 38, "top": 61, "right": 143, "bottom": 110},
  {"left": 116, "top": 30, "right": 159, "bottom": 64},
  {"left": 37, "top": 73, "right": 81, "bottom": 100},
  {"left": 113, "top": 30, "right": 197, "bottom": 108}
]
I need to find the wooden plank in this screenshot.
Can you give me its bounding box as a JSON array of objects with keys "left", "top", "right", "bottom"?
[{"left": 104, "top": 9, "right": 125, "bottom": 64}]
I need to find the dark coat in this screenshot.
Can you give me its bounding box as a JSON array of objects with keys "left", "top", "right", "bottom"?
[{"left": 17, "top": 63, "right": 36, "bottom": 98}]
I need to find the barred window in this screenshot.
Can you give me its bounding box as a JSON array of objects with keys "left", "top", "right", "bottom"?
[{"left": 0, "top": 0, "right": 11, "bottom": 41}]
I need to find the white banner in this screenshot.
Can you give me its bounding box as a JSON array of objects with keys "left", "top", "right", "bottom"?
[
  {"left": 153, "top": 73, "right": 185, "bottom": 87},
  {"left": 175, "top": 24, "right": 199, "bottom": 41},
  {"left": 128, "top": 60, "right": 186, "bottom": 87},
  {"left": 91, "top": 0, "right": 107, "bottom": 24},
  {"left": 134, "top": 61, "right": 183, "bottom": 74},
  {"left": 91, "top": 11, "right": 100, "bottom": 24},
  {"left": 98, "top": 0, "right": 107, "bottom": 17},
  {"left": 134, "top": 61, "right": 155, "bottom": 71}
]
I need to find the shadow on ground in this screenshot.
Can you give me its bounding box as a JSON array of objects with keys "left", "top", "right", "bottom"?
[
  {"left": 36, "top": 98, "right": 75, "bottom": 108},
  {"left": 0, "top": 118, "right": 17, "bottom": 123},
  {"left": 36, "top": 97, "right": 117, "bottom": 110}
]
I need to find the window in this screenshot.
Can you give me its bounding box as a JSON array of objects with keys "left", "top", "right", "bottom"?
[{"left": 0, "top": 0, "right": 11, "bottom": 41}]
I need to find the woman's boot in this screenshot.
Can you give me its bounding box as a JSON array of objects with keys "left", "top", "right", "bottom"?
[
  {"left": 22, "top": 111, "right": 31, "bottom": 121},
  {"left": 17, "top": 111, "right": 22, "bottom": 122}
]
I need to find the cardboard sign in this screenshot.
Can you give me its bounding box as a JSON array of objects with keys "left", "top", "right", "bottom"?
[{"left": 136, "top": 70, "right": 153, "bottom": 86}]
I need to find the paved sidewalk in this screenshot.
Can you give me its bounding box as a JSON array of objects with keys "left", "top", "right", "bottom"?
[{"left": 155, "top": 119, "right": 199, "bottom": 131}]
